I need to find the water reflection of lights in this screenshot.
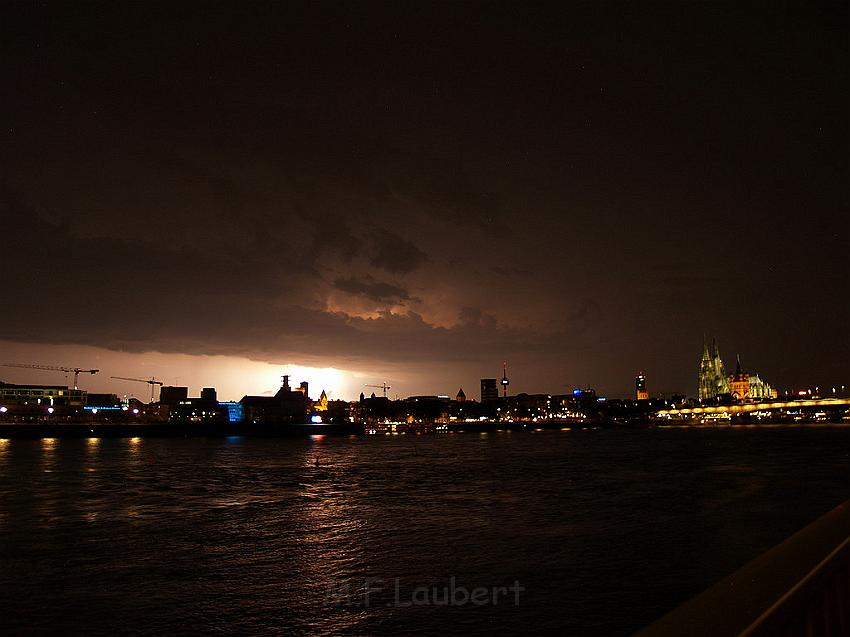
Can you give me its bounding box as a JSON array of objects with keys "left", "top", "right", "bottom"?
[
  {"left": 41, "top": 437, "right": 57, "bottom": 473},
  {"left": 294, "top": 442, "right": 368, "bottom": 634}
]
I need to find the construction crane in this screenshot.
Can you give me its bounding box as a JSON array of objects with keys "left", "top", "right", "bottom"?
[
  {"left": 365, "top": 382, "right": 392, "bottom": 398},
  {"left": 111, "top": 376, "right": 164, "bottom": 403},
  {"left": 1, "top": 363, "right": 100, "bottom": 390}
]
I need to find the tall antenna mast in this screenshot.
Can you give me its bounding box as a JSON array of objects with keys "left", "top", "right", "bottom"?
[{"left": 501, "top": 361, "right": 510, "bottom": 398}]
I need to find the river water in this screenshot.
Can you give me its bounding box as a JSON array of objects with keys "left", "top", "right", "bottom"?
[{"left": 1, "top": 425, "right": 849, "bottom": 636}]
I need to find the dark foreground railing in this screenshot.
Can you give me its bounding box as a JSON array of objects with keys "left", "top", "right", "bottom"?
[{"left": 635, "top": 499, "right": 850, "bottom": 637}]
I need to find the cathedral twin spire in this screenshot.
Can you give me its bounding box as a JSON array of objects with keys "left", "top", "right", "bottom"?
[
  {"left": 698, "top": 336, "right": 775, "bottom": 402},
  {"left": 698, "top": 335, "right": 730, "bottom": 400}
]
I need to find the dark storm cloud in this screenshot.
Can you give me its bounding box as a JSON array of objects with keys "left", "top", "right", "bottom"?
[
  {"left": 368, "top": 229, "right": 428, "bottom": 274},
  {"left": 457, "top": 307, "right": 498, "bottom": 329},
  {"left": 384, "top": 160, "right": 508, "bottom": 234},
  {"left": 1, "top": 2, "right": 846, "bottom": 394},
  {"left": 0, "top": 189, "right": 315, "bottom": 302},
  {"left": 333, "top": 276, "right": 410, "bottom": 303},
  {"left": 0, "top": 188, "right": 570, "bottom": 369},
  {"left": 313, "top": 217, "right": 361, "bottom": 263}
]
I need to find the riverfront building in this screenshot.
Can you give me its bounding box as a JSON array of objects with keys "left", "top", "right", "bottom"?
[
  {"left": 0, "top": 382, "right": 86, "bottom": 407},
  {"left": 239, "top": 375, "right": 312, "bottom": 424}
]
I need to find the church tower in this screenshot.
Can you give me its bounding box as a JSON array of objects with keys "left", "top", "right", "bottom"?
[
  {"left": 711, "top": 337, "right": 730, "bottom": 396},
  {"left": 729, "top": 355, "right": 751, "bottom": 401},
  {"left": 698, "top": 336, "right": 715, "bottom": 400},
  {"left": 316, "top": 389, "right": 329, "bottom": 411},
  {"left": 699, "top": 335, "right": 730, "bottom": 400}
]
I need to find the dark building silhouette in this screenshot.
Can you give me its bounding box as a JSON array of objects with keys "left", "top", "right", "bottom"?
[
  {"left": 240, "top": 376, "right": 310, "bottom": 424},
  {"left": 165, "top": 386, "right": 231, "bottom": 422},
  {"left": 86, "top": 393, "right": 122, "bottom": 408},
  {"left": 480, "top": 378, "right": 498, "bottom": 402},
  {"left": 160, "top": 386, "right": 189, "bottom": 405},
  {"left": 635, "top": 373, "right": 649, "bottom": 400}
]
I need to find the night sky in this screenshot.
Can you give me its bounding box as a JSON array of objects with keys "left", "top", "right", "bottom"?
[{"left": 1, "top": 2, "right": 847, "bottom": 401}]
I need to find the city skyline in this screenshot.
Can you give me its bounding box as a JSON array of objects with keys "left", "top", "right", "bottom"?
[
  {"left": 0, "top": 335, "right": 839, "bottom": 404},
  {"left": 2, "top": 3, "right": 847, "bottom": 402}
]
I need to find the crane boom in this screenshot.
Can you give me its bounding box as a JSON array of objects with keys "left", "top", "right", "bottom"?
[
  {"left": 365, "top": 382, "right": 392, "bottom": 397},
  {"left": 1, "top": 363, "right": 99, "bottom": 390},
  {"left": 110, "top": 376, "right": 164, "bottom": 403}
]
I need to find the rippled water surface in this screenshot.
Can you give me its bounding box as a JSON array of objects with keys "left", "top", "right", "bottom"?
[{"left": 1, "top": 426, "right": 849, "bottom": 635}]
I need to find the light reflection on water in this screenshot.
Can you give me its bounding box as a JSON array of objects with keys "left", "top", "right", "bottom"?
[
  {"left": 292, "top": 434, "right": 370, "bottom": 635},
  {"left": 40, "top": 437, "right": 57, "bottom": 471},
  {"left": 0, "top": 426, "right": 849, "bottom": 636}
]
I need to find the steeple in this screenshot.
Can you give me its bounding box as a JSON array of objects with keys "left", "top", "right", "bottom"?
[
  {"left": 698, "top": 335, "right": 729, "bottom": 400},
  {"left": 730, "top": 353, "right": 750, "bottom": 401}
]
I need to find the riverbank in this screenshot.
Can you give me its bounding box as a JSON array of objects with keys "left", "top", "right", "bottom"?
[
  {"left": 0, "top": 421, "right": 362, "bottom": 439},
  {"left": 2, "top": 417, "right": 844, "bottom": 439}
]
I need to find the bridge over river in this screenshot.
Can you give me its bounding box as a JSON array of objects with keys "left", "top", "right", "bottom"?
[{"left": 656, "top": 398, "right": 850, "bottom": 422}]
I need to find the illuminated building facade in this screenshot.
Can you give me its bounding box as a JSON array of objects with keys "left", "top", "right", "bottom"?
[
  {"left": 698, "top": 337, "right": 730, "bottom": 400},
  {"left": 748, "top": 374, "right": 776, "bottom": 400},
  {"left": 315, "top": 390, "right": 329, "bottom": 411},
  {"left": 729, "top": 355, "right": 750, "bottom": 401},
  {"left": 0, "top": 382, "right": 86, "bottom": 406},
  {"left": 698, "top": 338, "right": 776, "bottom": 402}
]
